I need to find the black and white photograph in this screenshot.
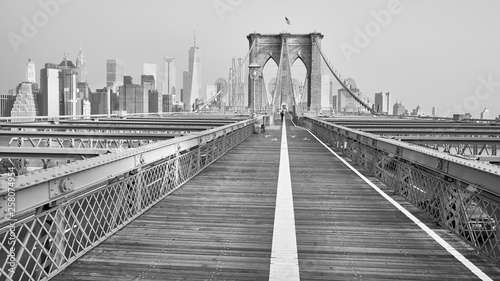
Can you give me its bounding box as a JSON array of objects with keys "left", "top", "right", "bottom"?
[{"left": 1, "top": 0, "right": 500, "bottom": 280}]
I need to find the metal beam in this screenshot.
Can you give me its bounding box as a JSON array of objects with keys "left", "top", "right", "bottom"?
[
  {"left": 357, "top": 128, "right": 500, "bottom": 136},
  {"left": 58, "top": 120, "right": 235, "bottom": 127},
  {"left": 0, "top": 131, "right": 178, "bottom": 140},
  {"left": 0, "top": 123, "right": 211, "bottom": 132},
  {"left": 0, "top": 147, "right": 108, "bottom": 159},
  {"left": 392, "top": 136, "right": 500, "bottom": 145}
]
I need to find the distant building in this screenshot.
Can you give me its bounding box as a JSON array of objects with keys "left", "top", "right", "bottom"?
[
  {"left": 183, "top": 36, "right": 202, "bottom": 110},
  {"left": 432, "top": 106, "right": 438, "bottom": 117},
  {"left": 11, "top": 82, "right": 37, "bottom": 121},
  {"left": 142, "top": 75, "right": 161, "bottom": 113},
  {"left": 107, "top": 59, "right": 124, "bottom": 92},
  {"left": 141, "top": 75, "right": 155, "bottom": 93},
  {"left": 481, "top": 108, "right": 490, "bottom": 119},
  {"left": 332, "top": 95, "right": 337, "bottom": 112},
  {"left": 90, "top": 87, "right": 118, "bottom": 115},
  {"left": 393, "top": 101, "right": 406, "bottom": 116},
  {"left": 182, "top": 70, "right": 191, "bottom": 109},
  {"left": 148, "top": 90, "right": 162, "bottom": 114},
  {"left": 411, "top": 105, "right": 422, "bottom": 116},
  {"left": 40, "top": 63, "right": 60, "bottom": 116},
  {"left": 337, "top": 79, "right": 370, "bottom": 114},
  {"left": 205, "top": 85, "right": 217, "bottom": 103},
  {"left": 453, "top": 113, "right": 472, "bottom": 121},
  {"left": 119, "top": 78, "right": 148, "bottom": 114},
  {"left": 0, "top": 90, "right": 16, "bottom": 117},
  {"left": 374, "top": 92, "right": 390, "bottom": 114},
  {"left": 215, "top": 78, "right": 227, "bottom": 108},
  {"left": 76, "top": 49, "right": 87, "bottom": 83},
  {"left": 162, "top": 94, "right": 172, "bottom": 113},
  {"left": 58, "top": 58, "right": 78, "bottom": 115},
  {"left": 26, "top": 59, "right": 36, "bottom": 83},
  {"left": 162, "top": 57, "right": 176, "bottom": 100},
  {"left": 143, "top": 63, "right": 157, "bottom": 89}
]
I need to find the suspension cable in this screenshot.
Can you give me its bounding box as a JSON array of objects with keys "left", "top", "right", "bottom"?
[
  {"left": 314, "top": 41, "right": 377, "bottom": 115},
  {"left": 285, "top": 39, "right": 296, "bottom": 106},
  {"left": 197, "top": 40, "right": 257, "bottom": 112}
]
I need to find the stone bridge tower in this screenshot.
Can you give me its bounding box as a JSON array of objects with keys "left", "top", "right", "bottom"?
[{"left": 247, "top": 32, "right": 323, "bottom": 112}]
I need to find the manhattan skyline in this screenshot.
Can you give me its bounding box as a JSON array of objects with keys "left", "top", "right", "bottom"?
[{"left": 1, "top": 0, "right": 500, "bottom": 117}]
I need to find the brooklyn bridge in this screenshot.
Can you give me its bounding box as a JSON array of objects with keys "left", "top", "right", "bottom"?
[{"left": 1, "top": 33, "right": 500, "bottom": 280}]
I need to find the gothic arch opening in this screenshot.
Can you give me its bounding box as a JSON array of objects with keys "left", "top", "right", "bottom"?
[
  {"left": 262, "top": 56, "right": 279, "bottom": 108},
  {"left": 291, "top": 56, "right": 308, "bottom": 106}
]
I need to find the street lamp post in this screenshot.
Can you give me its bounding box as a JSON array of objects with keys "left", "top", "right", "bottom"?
[{"left": 248, "top": 61, "right": 261, "bottom": 118}]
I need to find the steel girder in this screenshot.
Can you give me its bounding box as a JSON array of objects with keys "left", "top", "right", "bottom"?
[
  {"left": 0, "top": 147, "right": 109, "bottom": 159},
  {"left": 0, "top": 123, "right": 211, "bottom": 132}
]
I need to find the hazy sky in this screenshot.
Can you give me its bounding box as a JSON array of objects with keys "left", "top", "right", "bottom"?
[{"left": 1, "top": 0, "right": 499, "bottom": 118}]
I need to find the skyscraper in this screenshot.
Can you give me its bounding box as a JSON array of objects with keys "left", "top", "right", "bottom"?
[
  {"left": 40, "top": 63, "right": 60, "bottom": 116},
  {"left": 183, "top": 34, "right": 202, "bottom": 110},
  {"left": 182, "top": 70, "right": 191, "bottom": 109},
  {"left": 393, "top": 101, "right": 407, "bottom": 116},
  {"left": 119, "top": 76, "right": 148, "bottom": 114},
  {"left": 106, "top": 59, "right": 124, "bottom": 92},
  {"left": 481, "top": 108, "right": 490, "bottom": 119},
  {"left": 0, "top": 90, "right": 16, "bottom": 117},
  {"left": 432, "top": 106, "right": 439, "bottom": 117},
  {"left": 58, "top": 58, "right": 78, "bottom": 115},
  {"left": 162, "top": 57, "right": 176, "bottom": 98},
  {"left": 76, "top": 48, "right": 87, "bottom": 83},
  {"left": 26, "top": 59, "right": 36, "bottom": 83},
  {"left": 374, "top": 92, "right": 390, "bottom": 114},
  {"left": 143, "top": 63, "right": 157, "bottom": 89}
]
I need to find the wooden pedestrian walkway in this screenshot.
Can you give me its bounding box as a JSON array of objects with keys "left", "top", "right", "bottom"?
[{"left": 53, "top": 119, "right": 500, "bottom": 280}]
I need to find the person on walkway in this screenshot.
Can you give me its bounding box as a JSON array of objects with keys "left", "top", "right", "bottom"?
[{"left": 280, "top": 110, "right": 284, "bottom": 122}]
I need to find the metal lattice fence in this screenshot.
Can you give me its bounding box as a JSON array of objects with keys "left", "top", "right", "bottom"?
[
  {"left": 303, "top": 118, "right": 500, "bottom": 265},
  {"left": 0, "top": 124, "right": 253, "bottom": 281}
]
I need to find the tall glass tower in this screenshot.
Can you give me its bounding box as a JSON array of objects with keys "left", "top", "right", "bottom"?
[
  {"left": 106, "top": 59, "right": 124, "bottom": 92},
  {"left": 26, "top": 59, "right": 36, "bottom": 83},
  {"left": 184, "top": 33, "right": 201, "bottom": 110}
]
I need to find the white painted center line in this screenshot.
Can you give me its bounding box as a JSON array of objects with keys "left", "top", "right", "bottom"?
[{"left": 269, "top": 120, "right": 300, "bottom": 280}]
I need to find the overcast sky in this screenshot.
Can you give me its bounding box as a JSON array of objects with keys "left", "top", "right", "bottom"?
[{"left": 1, "top": 0, "right": 499, "bottom": 118}]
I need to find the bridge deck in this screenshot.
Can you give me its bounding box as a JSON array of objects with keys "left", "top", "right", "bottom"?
[{"left": 53, "top": 119, "right": 500, "bottom": 280}]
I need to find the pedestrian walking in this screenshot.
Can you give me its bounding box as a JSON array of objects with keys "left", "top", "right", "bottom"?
[{"left": 280, "top": 110, "right": 284, "bottom": 122}]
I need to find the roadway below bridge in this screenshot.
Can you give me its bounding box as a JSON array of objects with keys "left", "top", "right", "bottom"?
[{"left": 53, "top": 117, "right": 500, "bottom": 280}]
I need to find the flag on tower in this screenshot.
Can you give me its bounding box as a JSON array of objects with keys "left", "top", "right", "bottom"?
[{"left": 285, "top": 17, "right": 291, "bottom": 25}]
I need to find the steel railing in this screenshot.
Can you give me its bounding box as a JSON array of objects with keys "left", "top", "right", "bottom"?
[{"left": 302, "top": 117, "right": 500, "bottom": 265}]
